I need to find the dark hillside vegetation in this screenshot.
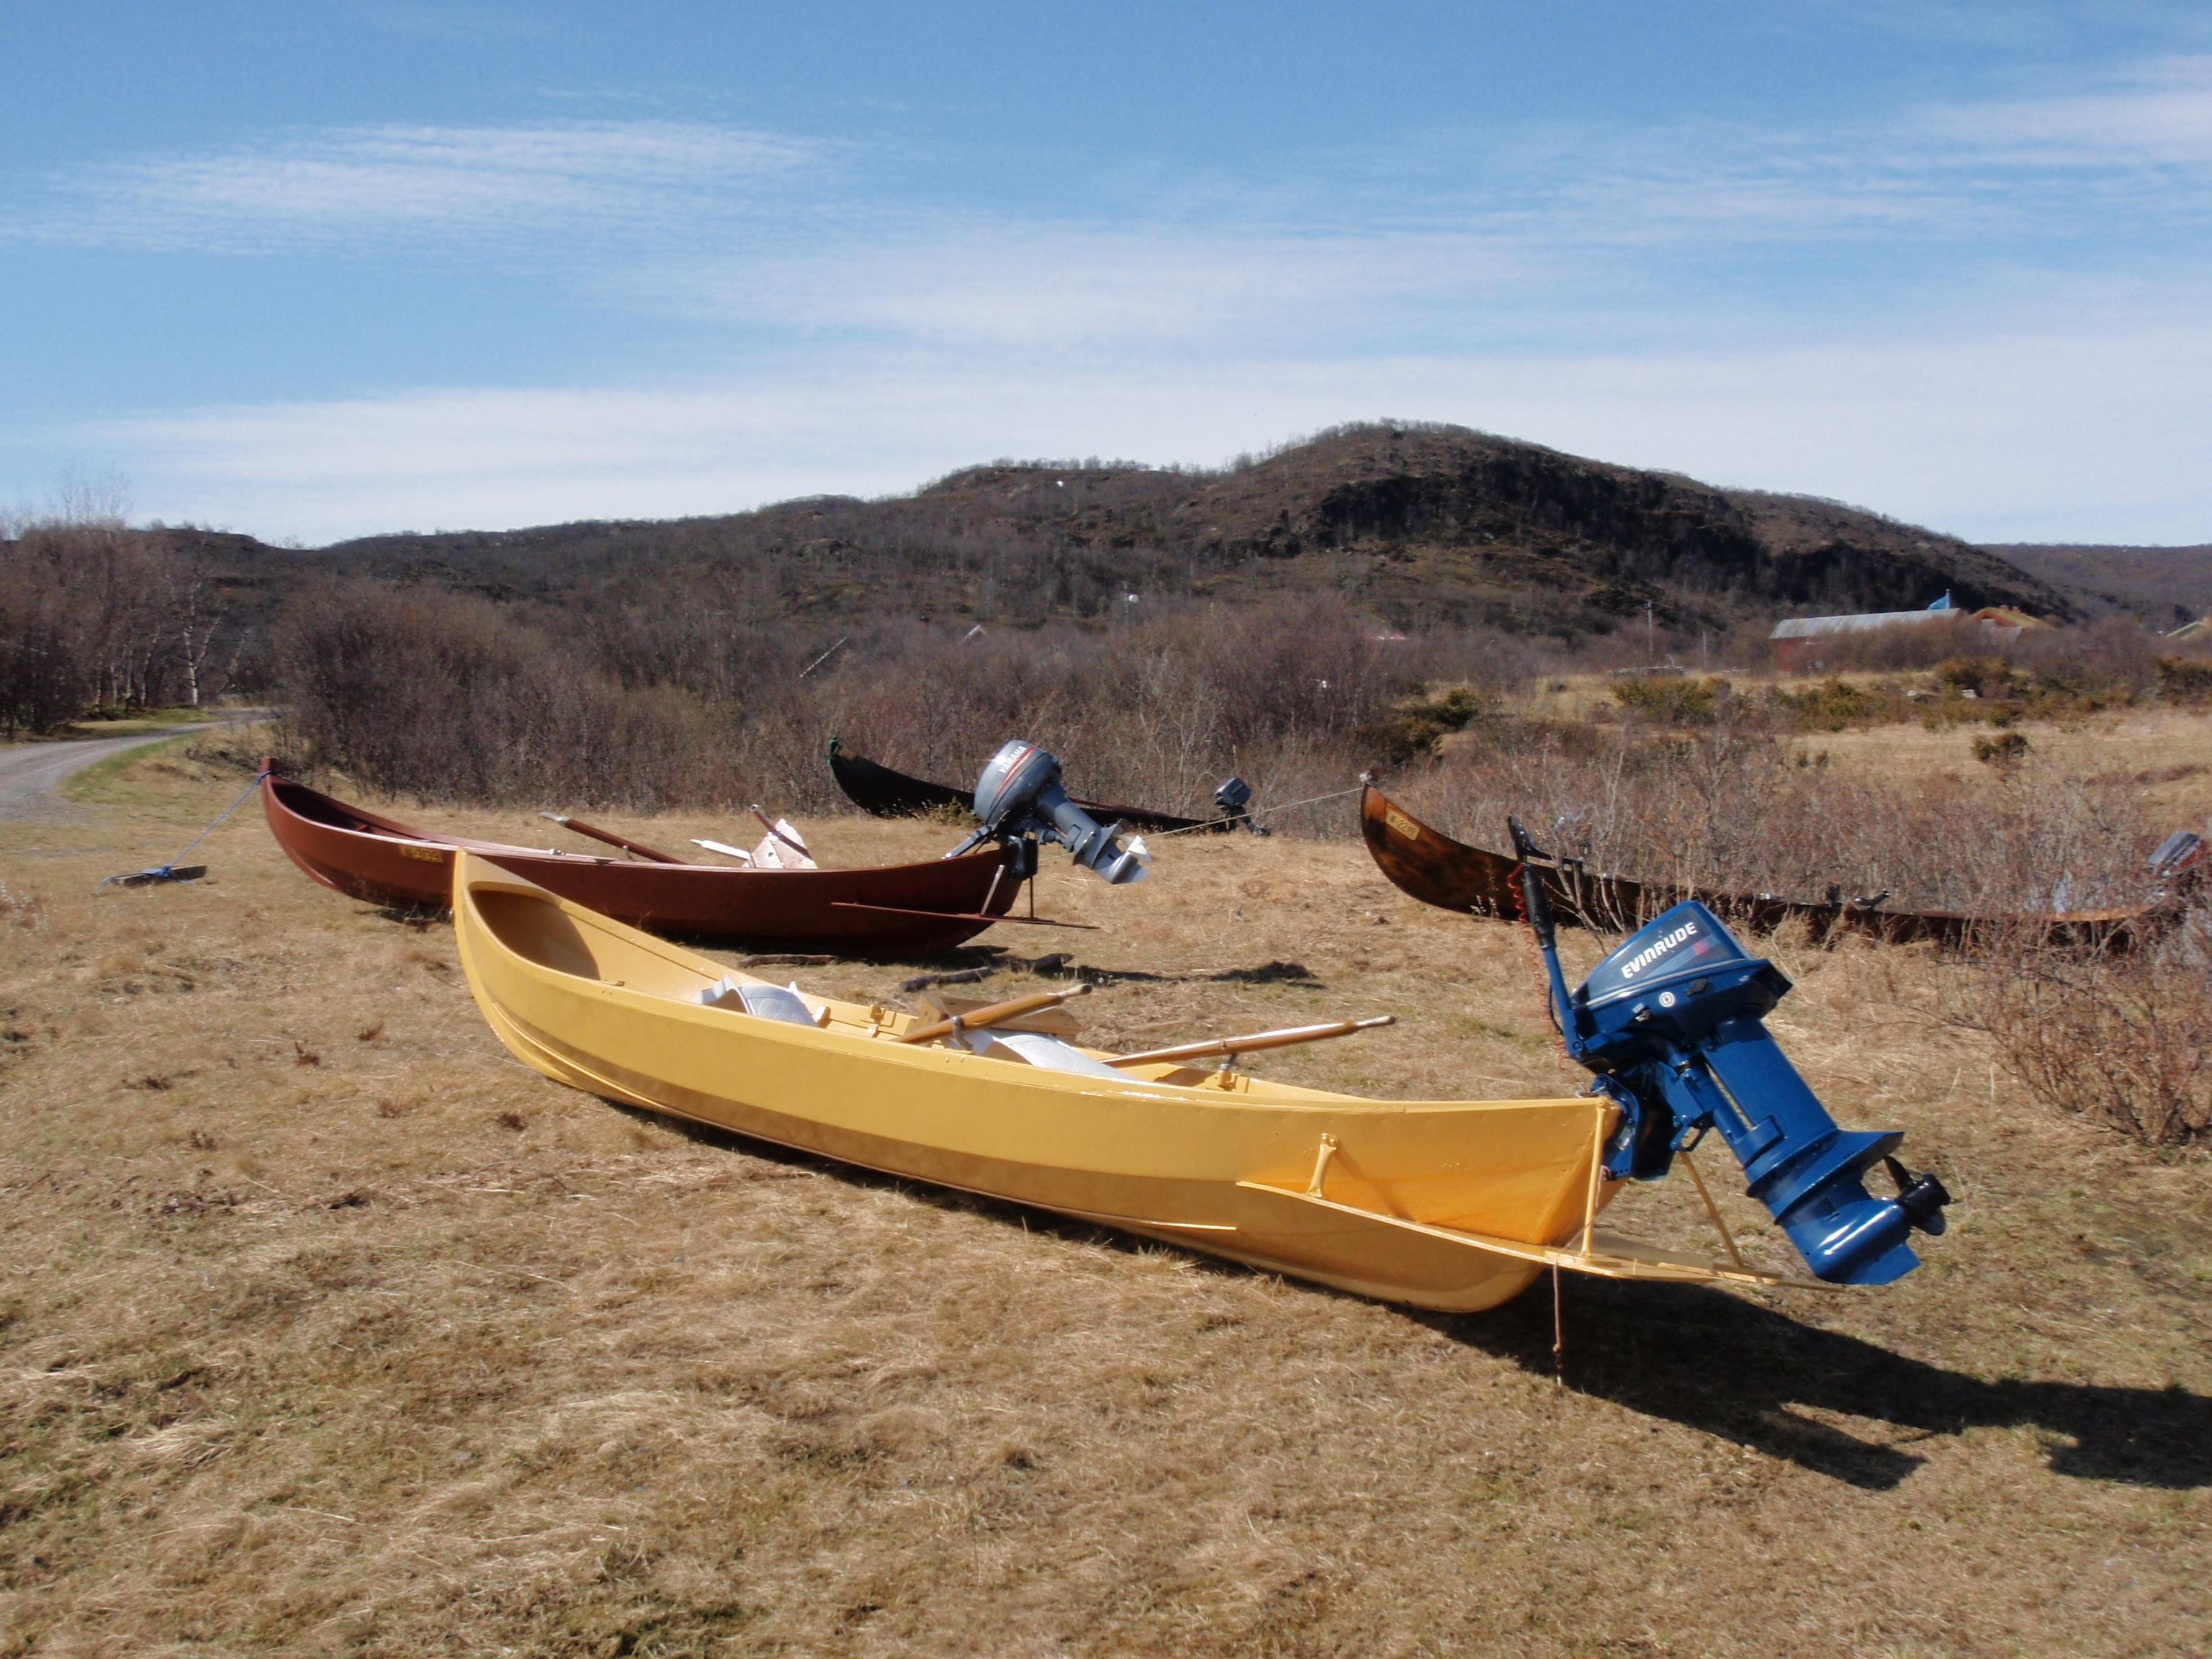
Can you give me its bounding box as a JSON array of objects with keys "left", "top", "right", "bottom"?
[
  {"left": 6, "top": 425, "right": 2075, "bottom": 727},
  {"left": 12, "top": 425, "right": 2195, "bottom": 849},
  {"left": 1983, "top": 542, "right": 2212, "bottom": 629},
  {"left": 132, "top": 425, "right": 2067, "bottom": 660},
  {"left": 278, "top": 423, "right": 2070, "bottom": 642},
  {"left": 0, "top": 418, "right": 2082, "bottom": 742}
]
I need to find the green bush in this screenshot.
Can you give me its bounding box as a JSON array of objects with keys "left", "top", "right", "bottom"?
[
  {"left": 1935, "top": 656, "right": 2009, "bottom": 697},
  {"left": 1770, "top": 677, "right": 1890, "bottom": 730},
  {"left": 2158, "top": 657, "right": 2212, "bottom": 705},
  {"left": 1415, "top": 685, "right": 1487, "bottom": 729},
  {"left": 1612, "top": 675, "right": 1727, "bottom": 725},
  {"left": 1357, "top": 683, "right": 1492, "bottom": 763}
]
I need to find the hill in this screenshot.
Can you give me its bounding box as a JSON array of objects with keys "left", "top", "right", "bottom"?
[
  {"left": 179, "top": 423, "right": 2069, "bottom": 644},
  {"left": 1980, "top": 543, "right": 2212, "bottom": 631}
]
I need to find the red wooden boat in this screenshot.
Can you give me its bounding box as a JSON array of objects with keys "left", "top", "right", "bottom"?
[
  {"left": 1359, "top": 783, "right": 2167, "bottom": 951},
  {"left": 259, "top": 766, "right": 1022, "bottom": 954}
]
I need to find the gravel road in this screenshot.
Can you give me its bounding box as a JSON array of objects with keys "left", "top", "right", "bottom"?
[{"left": 0, "top": 724, "right": 221, "bottom": 819}]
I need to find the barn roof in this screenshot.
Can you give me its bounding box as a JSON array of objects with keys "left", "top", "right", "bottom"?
[{"left": 1768, "top": 610, "right": 1957, "bottom": 641}]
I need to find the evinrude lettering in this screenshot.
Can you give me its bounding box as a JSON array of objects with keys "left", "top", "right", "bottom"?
[{"left": 1618, "top": 920, "right": 1698, "bottom": 979}]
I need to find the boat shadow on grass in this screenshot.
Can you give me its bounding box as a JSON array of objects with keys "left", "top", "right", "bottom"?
[
  {"left": 1429, "top": 1279, "right": 2212, "bottom": 1493},
  {"left": 615, "top": 1105, "right": 2212, "bottom": 1496},
  {"left": 887, "top": 943, "right": 1324, "bottom": 993}
]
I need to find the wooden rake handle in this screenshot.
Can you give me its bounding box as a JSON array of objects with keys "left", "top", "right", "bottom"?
[{"left": 896, "top": 983, "right": 1092, "bottom": 1045}]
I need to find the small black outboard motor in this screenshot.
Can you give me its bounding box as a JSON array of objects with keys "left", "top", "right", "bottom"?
[
  {"left": 1213, "top": 775, "right": 1256, "bottom": 830},
  {"left": 1509, "top": 819, "right": 1949, "bottom": 1285},
  {"left": 946, "top": 741, "right": 1150, "bottom": 884}
]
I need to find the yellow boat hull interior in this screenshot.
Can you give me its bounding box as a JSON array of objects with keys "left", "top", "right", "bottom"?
[{"left": 452, "top": 853, "right": 1813, "bottom": 1311}]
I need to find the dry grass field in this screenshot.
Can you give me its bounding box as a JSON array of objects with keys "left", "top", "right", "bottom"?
[
  {"left": 2, "top": 734, "right": 2208, "bottom": 1657},
  {"left": 1790, "top": 707, "right": 2212, "bottom": 827},
  {"left": 1504, "top": 678, "right": 2212, "bottom": 839}
]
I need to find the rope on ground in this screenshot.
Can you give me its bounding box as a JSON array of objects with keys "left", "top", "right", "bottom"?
[{"left": 97, "top": 769, "right": 271, "bottom": 891}]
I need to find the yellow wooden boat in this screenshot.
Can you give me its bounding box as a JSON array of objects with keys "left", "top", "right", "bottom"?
[{"left": 451, "top": 850, "right": 1866, "bottom": 1311}]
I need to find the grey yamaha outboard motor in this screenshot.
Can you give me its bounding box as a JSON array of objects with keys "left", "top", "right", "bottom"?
[
  {"left": 946, "top": 741, "right": 1150, "bottom": 884},
  {"left": 1509, "top": 819, "right": 1950, "bottom": 1285}
]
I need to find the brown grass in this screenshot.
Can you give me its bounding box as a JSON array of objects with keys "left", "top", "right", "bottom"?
[
  {"left": 2, "top": 747, "right": 2210, "bottom": 1656},
  {"left": 1793, "top": 706, "right": 2212, "bottom": 826}
]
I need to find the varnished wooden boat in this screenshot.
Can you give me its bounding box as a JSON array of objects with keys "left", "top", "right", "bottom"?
[
  {"left": 454, "top": 850, "right": 1822, "bottom": 1311},
  {"left": 260, "top": 767, "right": 1020, "bottom": 954},
  {"left": 829, "top": 738, "right": 1211, "bottom": 835},
  {"left": 1360, "top": 783, "right": 2159, "bottom": 950}
]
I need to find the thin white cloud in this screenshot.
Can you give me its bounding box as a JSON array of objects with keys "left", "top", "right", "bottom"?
[
  {"left": 11, "top": 50, "right": 2203, "bottom": 375},
  {"left": 20, "top": 53, "right": 2212, "bottom": 544},
  {"left": 648, "top": 221, "right": 1553, "bottom": 349},
  {"left": 23, "top": 55, "right": 2200, "bottom": 280},
  {"left": 1926, "top": 53, "right": 2212, "bottom": 165},
  {"left": 22, "top": 121, "right": 819, "bottom": 253},
  {"left": 92, "top": 312, "right": 2212, "bottom": 546}
]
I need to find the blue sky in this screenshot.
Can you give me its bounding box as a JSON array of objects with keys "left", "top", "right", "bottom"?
[{"left": 4, "top": 1, "right": 2210, "bottom": 544}]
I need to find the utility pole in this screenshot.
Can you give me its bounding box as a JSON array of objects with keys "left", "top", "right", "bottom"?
[{"left": 1645, "top": 602, "right": 1655, "bottom": 664}]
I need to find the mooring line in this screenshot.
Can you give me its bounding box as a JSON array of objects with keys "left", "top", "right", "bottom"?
[
  {"left": 96, "top": 768, "right": 271, "bottom": 890},
  {"left": 1147, "top": 783, "right": 1364, "bottom": 839}
]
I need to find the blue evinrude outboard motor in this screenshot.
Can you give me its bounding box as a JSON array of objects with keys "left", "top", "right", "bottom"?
[
  {"left": 946, "top": 741, "right": 1150, "bottom": 884},
  {"left": 1507, "top": 819, "right": 1950, "bottom": 1285}
]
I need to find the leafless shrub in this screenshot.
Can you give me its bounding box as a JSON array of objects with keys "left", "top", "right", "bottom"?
[
  {"left": 274, "top": 583, "right": 1404, "bottom": 826},
  {"left": 2161, "top": 656, "right": 2212, "bottom": 706},
  {"left": 273, "top": 582, "right": 741, "bottom": 809},
  {"left": 1425, "top": 708, "right": 2158, "bottom": 917},
  {"left": 1972, "top": 926, "right": 2212, "bottom": 1145},
  {"left": 1784, "top": 615, "right": 2182, "bottom": 698}
]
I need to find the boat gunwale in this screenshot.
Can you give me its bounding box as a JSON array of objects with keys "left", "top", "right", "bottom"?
[
  {"left": 460, "top": 864, "right": 1586, "bottom": 1120},
  {"left": 265, "top": 768, "right": 1010, "bottom": 881}
]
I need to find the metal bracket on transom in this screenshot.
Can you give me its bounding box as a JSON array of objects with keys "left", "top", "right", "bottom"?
[{"left": 1307, "top": 1133, "right": 1340, "bottom": 1197}]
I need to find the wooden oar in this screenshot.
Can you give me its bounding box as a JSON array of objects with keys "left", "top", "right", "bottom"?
[
  {"left": 1105, "top": 1015, "right": 1394, "bottom": 1069},
  {"left": 539, "top": 812, "right": 686, "bottom": 864},
  {"left": 750, "top": 805, "right": 810, "bottom": 858},
  {"left": 896, "top": 984, "right": 1091, "bottom": 1045}
]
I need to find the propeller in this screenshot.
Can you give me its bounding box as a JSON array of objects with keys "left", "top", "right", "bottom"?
[{"left": 1883, "top": 1155, "right": 1952, "bottom": 1236}]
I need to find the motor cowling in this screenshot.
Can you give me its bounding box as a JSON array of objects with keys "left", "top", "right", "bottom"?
[
  {"left": 1565, "top": 900, "right": 1949, "bottom": 1285},
  {"left": 1212, "top": 775, "right": 1262, "bottom": 832},
  {"left": 951, "top": 740, "right": 1149, "bottom": 884}
]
